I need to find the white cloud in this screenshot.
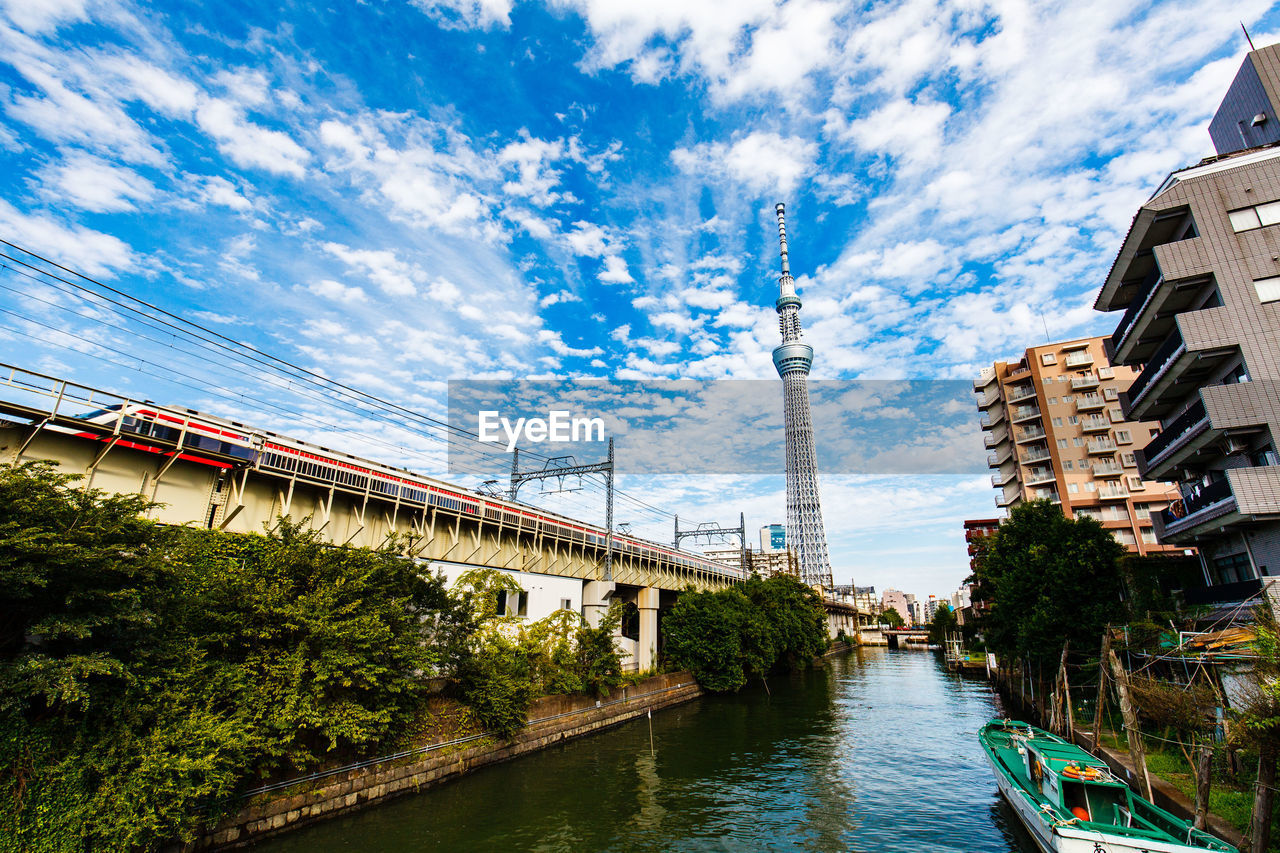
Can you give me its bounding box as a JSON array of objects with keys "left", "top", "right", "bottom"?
[
  {"left": 322, "top": 242, "right": 421, "bottom": 297},
  {"left": 0, "top": 198, "right": 132, "bottom": 276},
  {"left": 598, "top": 254, "right": 633, "bottom": 284},
  {"left": 0, "top": 0, "right": 87, "bottom": 33},
  {"left": 410, "top": 0, "right": 512, "bottom": 29},
  {"left": 540, "top": 289, "right": 581, "bottom": 307},
  {"left": 672, "top": 131, "right": 818, "bottom": 195},
  {"left": 308, "top": 279, "right": 367, "bottom": 303},
  {"left": 195, "top": 98, "right": 310, "bottom": 177},
  {"left": 38, "top": 151, "right": 155, "bottom": 212},
  {"left": 566, "top": 220, "right": 609, "bottom": 257}
]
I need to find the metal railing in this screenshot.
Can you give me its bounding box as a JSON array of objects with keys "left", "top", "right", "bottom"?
[
  {"left": 1141, "top": 398, "right": 1208, "bottom": 467},
  {"left": 1109, "top": 266, "right": 1163, "bottom": 356},
  {"left": 1064, "top": 351, "right": 1095, "bottom": 368},
  {"left": 1126, "top": 328, "right": 1185, "bottom": 411}
]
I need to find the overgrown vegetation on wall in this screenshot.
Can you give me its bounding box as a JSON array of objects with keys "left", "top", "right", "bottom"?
[
  {"left": 0, "top": 462, "right": 623, "bottom": 851},
  {"left": 660, "top": 574, "right": 828, "bottom": 692}
]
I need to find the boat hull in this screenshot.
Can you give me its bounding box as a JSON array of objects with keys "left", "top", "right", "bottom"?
[{"left": 984, "top": 749, "right": 1228, "bottom": 853}]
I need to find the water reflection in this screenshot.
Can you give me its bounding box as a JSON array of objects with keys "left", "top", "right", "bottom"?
[{"left": 252, "top": 648, "right": 1040, "bottom": 852}]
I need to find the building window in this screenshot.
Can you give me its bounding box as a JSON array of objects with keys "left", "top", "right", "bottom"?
[
  {"left": 1068, "top": 415, "right": 1079, "bottom": 424},
  {"left": 1109, "top": 407, "right": 1124, "bottom": 421},
  {"left": 1073, "top": 437, "right": 1084, "bottom": 446},
  {"left": 1229, "top": 207, "right": 1262, "bottom": 231},
  {"left": 1058, "top": 438, "right": 1068, "bottom": 449},
  {"left": 1113, "top": 529, "right": 1136, "bottom": 545},
  {"left": 1255, "top": 275, "right": 1280, "bottom": 304},
  {"left": 1048, "top": 397, "right": 1058, "bottom": 405},
  {"left": 1115, "top": 430, "right": 1132, "bottom": 444},
  {"left": 1126, "top": 475, "right": 1144, "bottom": 490},
  {"left": 1042, "top": 353, "right": 1056, "bottom": 365},
  {"left": 1098, "top": 367, "right": 1115, "bottom": 379},
  {"left": 561, "top": 598, "right": 573, "bottom": 610},
  {"left": 1068, "top": 482, "right": 1079, "bottom": 493},
  {"left": 1210, "top": 552, "right": 1253, "bottom": 584},
  {"left": 1141, "top": 528, "right": 1157, "bottom": 544},
  {"left": 1064, "top": 460, "right": 1073, "bottom": 470},
  {"left": 1053, "top": 417, "right": 1064, "bottom": 426},
  {"left": 1122, "top": 452, "right": 1136, "bottom": 467},
  {"left": 1086, "top": 481, "right": 1097, "bottom": 491},
  {"left": 1103, "top": 387, "right": 1118, "bottom": 400},
  {"left": 1063, "top": 395, "right": 1074, "bottom": 402}
]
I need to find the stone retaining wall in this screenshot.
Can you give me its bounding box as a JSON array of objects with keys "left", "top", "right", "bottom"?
[{"left": 198, "top": 672, "right": 702, "bottom": 850}]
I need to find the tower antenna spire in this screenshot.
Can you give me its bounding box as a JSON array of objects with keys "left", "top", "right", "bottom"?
[
  {"left": 770, "top": 202, "right": 833, "bottom": 589},
  {"left": 1243, "top": 21, "right": 1256, "bottom": 51}
]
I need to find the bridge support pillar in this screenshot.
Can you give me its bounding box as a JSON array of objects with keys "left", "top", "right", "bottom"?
[
  {"left": 582, "top": 580, "right": 616, "bottom": 628},
  {"left": 637, "top": 587, "right": 659, "bottom": 672}
]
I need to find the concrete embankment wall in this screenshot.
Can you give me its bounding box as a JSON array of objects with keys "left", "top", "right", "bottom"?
[{"left": 200, "top": 672, "right": 702, "bottom": 850}]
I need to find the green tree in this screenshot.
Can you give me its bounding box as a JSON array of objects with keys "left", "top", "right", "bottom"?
[
  {"left": 881, "top": 607, "right": 905, "bottom": 628},
  {"left": 927, "top": 602, "right": 957, "bottom": 646},
  {"left": 661, "top": 575, "right": 827, "bottom": 692},
  {"left": 0, "top": 462, "right": 463, "bottom": 851},
  {"left": 972, "top": 499, "right": 1125, "bottom": 673}
]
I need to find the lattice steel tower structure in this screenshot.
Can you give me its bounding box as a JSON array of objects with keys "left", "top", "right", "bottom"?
[{"left": 772, "top": 203, "right": 833, "bottom": 588}]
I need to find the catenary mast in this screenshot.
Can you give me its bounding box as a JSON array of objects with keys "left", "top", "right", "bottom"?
[{"left": 772, "top": 203, "right": 833, "bottom": 588}]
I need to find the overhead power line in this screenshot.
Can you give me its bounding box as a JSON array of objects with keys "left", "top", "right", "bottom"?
[{"left": 0, "top": 239, "right": 683, "bottom": 526}]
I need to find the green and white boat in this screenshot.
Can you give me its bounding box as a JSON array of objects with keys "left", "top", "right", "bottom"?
[{"left": 978, "top": 720, "right": 1236, "bottom": 853}]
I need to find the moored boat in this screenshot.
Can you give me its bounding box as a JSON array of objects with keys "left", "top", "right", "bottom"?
[{"left": 978, "top": 719, "right": 1237, "bottom": 853}]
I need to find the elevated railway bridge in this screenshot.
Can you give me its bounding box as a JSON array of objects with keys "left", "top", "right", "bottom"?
[{"left": 0, "top": 363, "right": 868, "bottom": 664}]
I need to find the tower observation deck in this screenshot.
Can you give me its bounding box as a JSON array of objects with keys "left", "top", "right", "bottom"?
[{"left": 772, "top": 203, "right": 833, "bottom": 588}]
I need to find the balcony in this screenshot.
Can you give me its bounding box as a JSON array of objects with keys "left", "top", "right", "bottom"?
[
  {"left": 1091, "top": 460, "right": 1124, "bottom": 477},
  {"left": 1088, "top": 439, "right": 1118, "bottom": 455},
  {"left": 987, "top": 445, "right": 1013, "bottom": 468},
  {"left": 1098, "top": 485, "right": 1130, "bottom": 501},
  {"left": 1158, "top": 477, "right": 1236, "bottom": 539},
  {"left": 979, "top": 407, "right": 1006, "bottom": 429},
  {"left": 1010, "top": 405, "right": 1042, "bottom": 424},
  {"left": 1007, "top": 384, "right": 1037, "bottom": 404},
  {"left": 974, "top": 368, "right": 997, "bottom": 391},
  {"left": 1064, "top": 351, "right": 1095, "bottom": 368},
  {"left": 1107, "top": 266, "right": 1163, "bottom": 361},
  {"left": 1025, "top": 467, "right": 1057, "bottom": 486},
  {"left": 984, "top": 429, "right": 1009, "bottom": 448},
  {"left": 1081, "top": 415, "right": 1111, "bottom": 433},
  {"left": 992, "top": 468, "right": 1015, "bottom": 487},
  {"left": 976, "top": 387, "right": 1001, "bottom": 409},
  {"left": 1015, "top": 425, "right": 1046, "bottom": 444},
  {"left": 1076, "top": 394, "right": 1106, "bottom": 412},
  {"left": 1121, "top": 325, "right": 1236, "bottom": 421},
  {"left": 1071, "top": 374, "right": 1100, "bottom": 391},
  {"left": 1020, "top": 448, "right": 1052, "bottom": 464},
  {"left": 1123, "top": 328, "right": 1185, "bottom": 415},
  {"left": 1136, "top": 398, "right": 1209, "bottom": 478},
  {"left": 996, "top": 491, "right": 1021, "bottom": 508}
]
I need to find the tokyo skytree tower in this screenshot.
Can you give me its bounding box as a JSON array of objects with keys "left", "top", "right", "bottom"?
[{"left": 771, "top": 203, "right": 833, "bottom": 589}]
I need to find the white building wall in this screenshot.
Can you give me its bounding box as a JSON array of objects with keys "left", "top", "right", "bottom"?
[{"left": 426, "top": 560, "right": 582, "bottom": 622}]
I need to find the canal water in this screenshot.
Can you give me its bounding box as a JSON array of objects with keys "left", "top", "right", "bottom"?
[{"left": 252, "top": 647, "right": 1040, "bottom": 852}]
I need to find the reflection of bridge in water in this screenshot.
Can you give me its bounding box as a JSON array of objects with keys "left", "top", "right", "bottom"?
[{"left": 0, "top": 362, "right": 870, "bottom": 668}]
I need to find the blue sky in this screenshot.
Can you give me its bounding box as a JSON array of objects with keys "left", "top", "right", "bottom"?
[{"left": 1, "top": 0, "right": 1278, "bottom": 601}]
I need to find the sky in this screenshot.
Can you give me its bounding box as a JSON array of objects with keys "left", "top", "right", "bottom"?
[{"left": 0, "top": 0, "right": 1278, "bottom": 601}]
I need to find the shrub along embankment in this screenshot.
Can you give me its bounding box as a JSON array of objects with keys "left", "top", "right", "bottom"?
[{"left": 0, "top": 462, "right": 631, "bottom": 853}]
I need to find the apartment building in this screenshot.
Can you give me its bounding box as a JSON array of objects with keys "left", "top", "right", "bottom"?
[
  {"left": 975, "top": 337, "right": 1183, "bottom": 554},
  {"left": 703, "top": 546, "right": 798, "bottom": 577},
  {"left": 1093, "top": 45, "right": 1280, "bottom": 589}
]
